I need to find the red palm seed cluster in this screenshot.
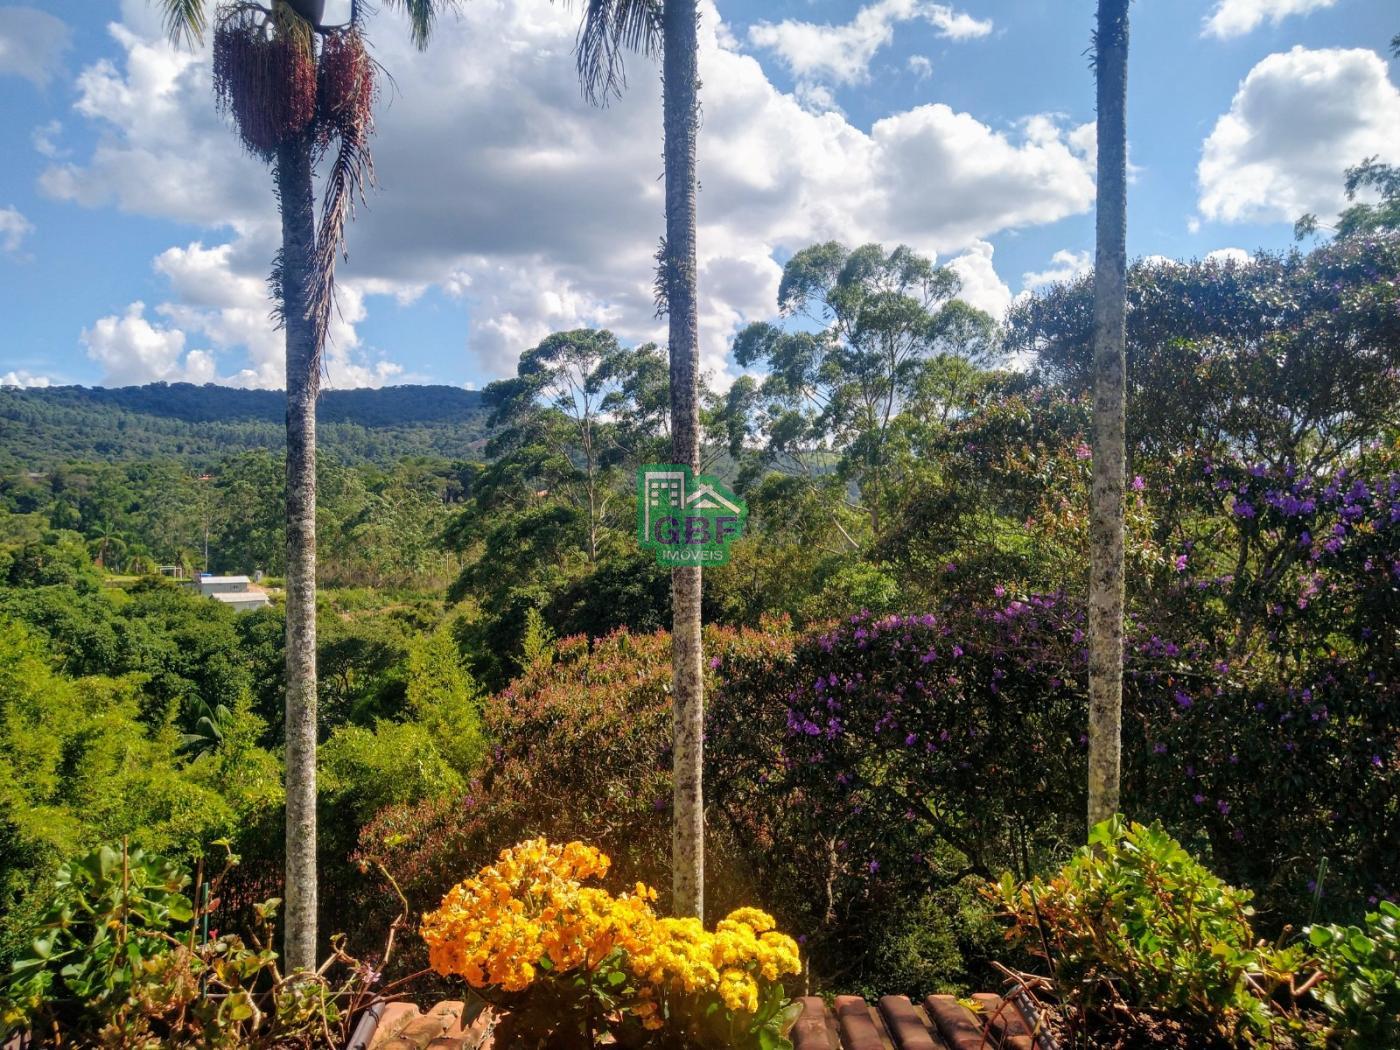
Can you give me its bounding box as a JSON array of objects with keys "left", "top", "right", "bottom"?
[
  {"left": 213, "top": 12, "right": 317, "bottom": 159},
  {"left": 316, "top": 27, "right": 377, "bottom": 149}
]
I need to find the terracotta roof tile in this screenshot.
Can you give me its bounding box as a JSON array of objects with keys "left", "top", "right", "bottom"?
[{"left": 362, "top": 994, "right": 1046, "bottom": 1049}]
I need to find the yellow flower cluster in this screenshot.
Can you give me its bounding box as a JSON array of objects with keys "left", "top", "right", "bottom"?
[
  {"left": 421, "top": 838, "right": 654, "bottom": 992},
  {"left": 420, "top": 839, "right": 801, "bottom": 1029},
  {"left": 628, "top": 908, "right": 801, "bottom": 1016}
]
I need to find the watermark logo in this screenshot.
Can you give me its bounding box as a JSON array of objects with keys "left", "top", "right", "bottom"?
[{"left": 638, "top": 464, "right": 747, "bottom": 567}]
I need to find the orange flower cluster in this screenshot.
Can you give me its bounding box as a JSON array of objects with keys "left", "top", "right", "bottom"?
[
  {"left": 420, "top": 839, "right": 801, "bottom": 1029},
  {"left": 421, "top": 838, "right": 655, "bottom": 992}
]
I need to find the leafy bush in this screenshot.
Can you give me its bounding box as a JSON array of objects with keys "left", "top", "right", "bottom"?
[
  {"left": 990, "top": 817, "right": 1297, "bottom": 1041},
  {"left": 1309, "top": 900, "right": 1400, "bottom": 1047},
  {"left": 357, "top": 625, "right": 794, "bottom": 970},
  {"left": 420, "top": 838, "right": 803, "bottom": 1050},
  {"left": 320, "top": 720, "right": 466, "bottom": 825},
  {"left": 710, "top": 604, "right": 1086, "bottom": 994},
  {"left": 0, "top": 617, "right": 282, "bottom": 955},
  {"left": 0, "top": 843, "right": 385, "bottom": 1048}
]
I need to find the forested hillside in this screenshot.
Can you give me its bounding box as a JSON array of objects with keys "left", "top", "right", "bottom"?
[{"left": 0, "top": 382, "right": 487, "bottom": 468}]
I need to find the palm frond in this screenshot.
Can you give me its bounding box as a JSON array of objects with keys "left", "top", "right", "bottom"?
[
  {"left": 307, "top": 28, "right": 379, "bottom": 354},
  {"left": 308, "top": 131, "right": 374, "bottom": 353},
  {"left": 379, "top": 0, "right": 461, "bottom": 50},
  {"left": 159, "top": 0, "right": 210, "bottom": 47},
  {"left": 564, "top": 0, "right": 663, "bottom": 105}
]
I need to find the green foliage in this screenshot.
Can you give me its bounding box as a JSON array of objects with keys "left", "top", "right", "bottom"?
[
  {"left": 320, "top": 720, "right": 465, "bottom": 824},
  {"left": 520, "top": 605, "right": 556, "bottom": 669},
  {"left": 0, "top": 617, "right": 281, "bottom": 938},
  {"left": 992, "top": 817, "right": 1294, "bottom": 1041},
  {"left": 0, "top": 843, "right": 385, "bottom": 1047},
  {"left": 0, "top": 382, "right": 486, "bottom": 471},
  {"left": 731, "top": 241, "right": 998, "bottom": 538},
  {"left": 1308, "top": 900, "right": 1400, "bottom": 1047},
  {"left": 358, "top": 627, "right": 789, "bottom": 974},
  {"left": 1297, "top": 158, "right": 1400, "bottom": 241},
  {"left": 360, "top": 622, "right": 995, "bottom": 996},
  {"left": 2, "top": 843, "right": 197, "bottom": 1038},
  {"left": 446, "top": 329, "right": 678, "bottom": 686},
  {"left": 1011, "top": 235, "right": 1400, "bottom": 475}
]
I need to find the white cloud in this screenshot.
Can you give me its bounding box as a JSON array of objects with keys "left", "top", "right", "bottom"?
[
  {"left": 50, "top": 0, "right": 1090, "bottom": 389},
  {"left": 1197, "top": 47, "right": 1400, "bottom": 227},
  {"left": 1203, "top": 0, "right": 1337, "bottom": 40},
  {"left": 945, "top": 240, "right": 1011, "bottom": 320},
  {"left": 1021, "top": 248, "right": 1091, "bottom": 291},
  {"left": 31, "top": 119, "right": 65, "bottom": 158},
  {"left": 0, "top": 206, "right": 34, "bottom": 254},
  {"left": 907, "top": 55, "right": 933, "bottom": 80},
  {"left": 0, "top": 370, "right": 52, "bottom": 388},
  {"left": 40, "top": 23, "right": 271, "bottom": 232},
  {"left": 81, "top": 302, "right": 216, "bottom": 386},
  {"left": 793, "top": 81, "right": 843, "bottom": 115},
  {"left": 149, "top": 241, "right": 400, "bottom": 389},
  {"left": 1205, "top": 247, "right": 1252, "bottom": 265},
  {"left": 0, "top": 6, "right": 71, "bottom": 87},
  {"left": 748, "top": 1, "right": 991, "bottom": 87}
]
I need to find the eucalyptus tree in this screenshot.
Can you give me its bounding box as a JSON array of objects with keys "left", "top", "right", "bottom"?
[
  {"left": 731, "top": 242, "right": 997, "bottom": 541},
  {"left": 152, "top": 0, "right": 456, "bottom": 971},
  {"left": 1087, "top": 0, "right": 1130, "bottom": 831},
  {"left": 483, "top": 329, "right": 670, "bottom": 564},
  {"left": 562, "top": 0, "right": 704, "bottom": 916}
]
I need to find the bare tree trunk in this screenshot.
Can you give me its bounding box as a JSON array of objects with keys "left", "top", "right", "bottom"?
[
  {"left": 1087, "top": 0, "right": 1129, "bottom": 832},
  {"left": 663, "top": 0, "right": 704, "bottom": 919},
  {"left": 276, "top": 132, "right": 320, "bottom": 971}
]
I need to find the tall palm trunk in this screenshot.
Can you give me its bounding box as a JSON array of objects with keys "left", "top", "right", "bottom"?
[
  {"left": 662, "top": 0, "right": 704, "bottom": 919},
  {"left": 276, "top": 131, "right": 320, "bottom": 972},
  {"left": 1087, "top": 0, "right": 1129, "bottom": 831}
]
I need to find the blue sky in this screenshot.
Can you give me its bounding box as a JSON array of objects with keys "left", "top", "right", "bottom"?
[{"left": 0, "top": 0, "right": 1396, "bottom": 391}]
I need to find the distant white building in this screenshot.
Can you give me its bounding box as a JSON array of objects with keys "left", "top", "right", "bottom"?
[{"left": 191, "top": 574, "right": 270, "bottom": 612}]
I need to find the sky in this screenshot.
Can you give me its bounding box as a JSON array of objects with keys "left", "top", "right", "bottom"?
[{"left": 0, "top": 0, "right": 1396, "bottom": 392}]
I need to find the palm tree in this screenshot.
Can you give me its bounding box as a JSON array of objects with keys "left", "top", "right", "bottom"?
[
  {"left": 89, "top": 521, "right": 126, "bottom": 569},
  {"left": 566, "top": 0, "right": 704, "bottom": 917},
  {"left": 153, "top": 0, "right": 455, "bottom": 972},
  {"left": 1087, "top": 0, "right": 1130, "bottom": 831}
]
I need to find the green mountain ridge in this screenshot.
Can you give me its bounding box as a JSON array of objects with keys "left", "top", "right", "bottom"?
[{"left": 0, "top": 382, "right": 488, "bottom": 469}]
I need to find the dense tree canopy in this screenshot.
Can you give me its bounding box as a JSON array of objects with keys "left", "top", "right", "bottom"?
[{"left": 1009, "top": 235, "right": 1400, "bottom": 474}]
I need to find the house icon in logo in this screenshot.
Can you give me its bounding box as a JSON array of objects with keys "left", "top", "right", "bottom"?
[{"left": 638, "top": 465, "right": 747, "bottom": 566}]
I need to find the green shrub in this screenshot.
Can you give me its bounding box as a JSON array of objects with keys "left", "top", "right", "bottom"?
[
  {"left": 357, "top": 626, "right": 791, "bottom": 973},
  {"left": 0, "top": 617, "right": 281, "bottom": 949},
  {"left": 991, "top": 816, "right": 1295, "bottom": 1041},
  {"left": 320, "top": 720, "right": 466, "bottom": 825},
  {"left": 1309, "top": 900, "right": 1400, "bottom": 1048},
  {"left": 0, "top": 843, "right": 381, "bottom": 1047},
  {"left": 404, "top": 622, "right": 487, "bottom": 777}
]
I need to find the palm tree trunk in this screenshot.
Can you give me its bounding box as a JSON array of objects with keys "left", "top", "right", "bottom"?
[
  {"left": 276, "top": 131, "right": 320, "bottom": 972},
  {"left": 663, "top": 0, "right": 704, "bottom": 919},
  {"left": 1087, "top": 0, "right": 1129, "bottom": 831}
]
